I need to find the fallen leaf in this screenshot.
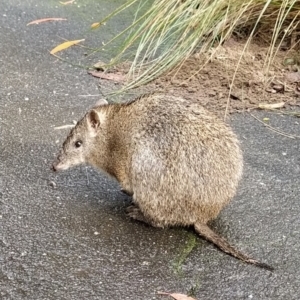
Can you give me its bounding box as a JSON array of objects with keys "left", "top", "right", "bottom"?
[
  {"left": 283, "top": 58, "right": 296, "bottom": 66},
  {"left": 27, "top": 18, "right": 67, "bottom": 25},
  {"left": 94, "top": 98, "right": 108, "bottom": 107},
  {"left": 60, "top": 0, "right": 75, "bottom": 5},
  {"left": 88, "top": 70, "right": 125, "bottom": 83},
  {"left": 258, "top": 102, "right": 285, "bottom": 110},
  {"left": 91, "top": 22, "right": 100, "bottom": 29},
  {"left": 263, "top": 118, "right": 269, "bottom": 121},
  {"left": 91, "top": 21, "right": 106, "bottom": 29},
  {"left": 50, "top": 39, "right": 85, "bottom": 55},
  {"left": 286, "top": 72, "right": 300, "bottom": 83},
  {"left": 158, "top": 291, "right": 196, "bottom": 300},
  {"left": 272, "top": 83, "right": 284, "bottom": 93}
]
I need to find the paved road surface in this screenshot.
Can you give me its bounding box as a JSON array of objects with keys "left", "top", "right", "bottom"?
[{"left": 1, "top": 1, "right": 300, "bottom": 299}]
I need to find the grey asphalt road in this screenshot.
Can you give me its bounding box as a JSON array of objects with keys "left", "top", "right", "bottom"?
[{"left": 1, "top": 1, "right": 300, "bottom": 299}]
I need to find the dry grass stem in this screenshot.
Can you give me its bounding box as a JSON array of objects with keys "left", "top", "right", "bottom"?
[{"left": 96, "top": 0, "right": 300, "bottom": 93}]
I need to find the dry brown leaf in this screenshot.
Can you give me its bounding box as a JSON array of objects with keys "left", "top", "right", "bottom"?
[
  {"left": 258, "top": 102, "right": 285, "bottom": 110},
  {"left": 94, "top": 98, "right": 108, "bottom": 106},
  {"left": 158, "top": 291, "right": 197, "bottom": 300},
  {"left": 286, "top": 72, "right": 300, "bottom": 83},
  {"left": 27, "top": 18, "right": 67, "bottom": 25},
  {"left": 91, "top": 22, "right": 101, "bottom": 29},
  {"left": 91, "top": 21, "right": 106, "bottom": 29},
  {"left": 50, "top": 39, "right": 85, "bottom": 55},
  {"left": 88, "top": 70, "right": 126, "bottom": 83},
  {"left": 60, "top": 0, "right": 75, "bottom": 5}
]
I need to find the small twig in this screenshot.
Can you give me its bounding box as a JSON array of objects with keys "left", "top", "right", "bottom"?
[
  {"left": 249, "top": 113, "right": 300, "bottom": 139},
  {"left": 78, "top": 94, "right": 100, "bottom": 97},
  {"left": 54, "top": 124, "right": 75, "bottom": 130}
]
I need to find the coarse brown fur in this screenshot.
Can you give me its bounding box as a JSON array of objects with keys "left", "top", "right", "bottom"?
[{"left": 52, "top": 93, "right": 273, "bottom": 270}]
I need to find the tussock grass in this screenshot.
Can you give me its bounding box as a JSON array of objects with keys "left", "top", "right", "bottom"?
[{"left": 98, "top": 0, "right": 300, "bottom": 90}]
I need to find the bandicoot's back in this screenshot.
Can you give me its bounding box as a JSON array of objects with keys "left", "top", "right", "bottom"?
[{"left": 123, "top": 94, "right": 243, "bottom": 227}]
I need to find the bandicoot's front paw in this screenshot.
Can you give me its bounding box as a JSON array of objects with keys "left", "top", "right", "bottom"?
[
  {"left": 120, "top": 188, "right": 133, "bottom": 197},
  {"left": 126, "top": 205, "right": 148, "bottom": 222},
  {"left": 126, "top": 204, "right": 141, "bottom": 218}
]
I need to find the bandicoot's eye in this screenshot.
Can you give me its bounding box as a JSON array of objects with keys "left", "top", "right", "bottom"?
[{"left": 74, "top": 140, "right": 82, "bottom": 148}]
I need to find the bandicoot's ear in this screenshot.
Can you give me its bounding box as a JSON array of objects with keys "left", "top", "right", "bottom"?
[{"left": 87, "top": 109, "right": 101, "bottom": 134}]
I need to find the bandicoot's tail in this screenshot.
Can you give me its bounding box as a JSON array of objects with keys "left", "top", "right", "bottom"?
[{"left": 194, "top": 223, "right": 274, "bottom": 271}]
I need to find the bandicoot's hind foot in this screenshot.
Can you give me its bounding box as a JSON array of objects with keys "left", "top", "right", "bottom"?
[
  {"left": 194, "top": 223, "right": 274, "bottom": 271},
  {"left": 126, "top": 205, "right": 151, "bottom": 224}
]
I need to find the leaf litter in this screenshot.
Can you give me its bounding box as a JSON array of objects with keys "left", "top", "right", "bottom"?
[
  {"left": 27, "top": 18, "right": 67, "bottom": 25},
  {"left": 50, "top": 39, "right": 85, "bottom": 55},
  {"left": 94, "top": 39, "right": 300, "bottom": 118},
  {"left": 88, "top": 70, "right": 126, "bottom": 83},
  {"left": 158, "top": 291, "right": 197, "bottom": 300}
]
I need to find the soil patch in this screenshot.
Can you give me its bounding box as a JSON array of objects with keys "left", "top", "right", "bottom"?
[{"left": 95, "top": 39, "right": 300, "bottom": 117}]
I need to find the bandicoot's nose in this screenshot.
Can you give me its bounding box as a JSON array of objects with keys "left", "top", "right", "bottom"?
[{"left": 51, "top": 162, "right": 58, "bottom": 172}]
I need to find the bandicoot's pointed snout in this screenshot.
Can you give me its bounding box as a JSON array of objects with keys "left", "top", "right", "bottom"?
[
  {"left": 52, "top": 159, "right": 61, "bottom": 172},
  {"left": 51, "top": 158, "right": 72, "bottom": 172},
  {"left": 51, "top": 162, "right": 58, "bottom": 172}
]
